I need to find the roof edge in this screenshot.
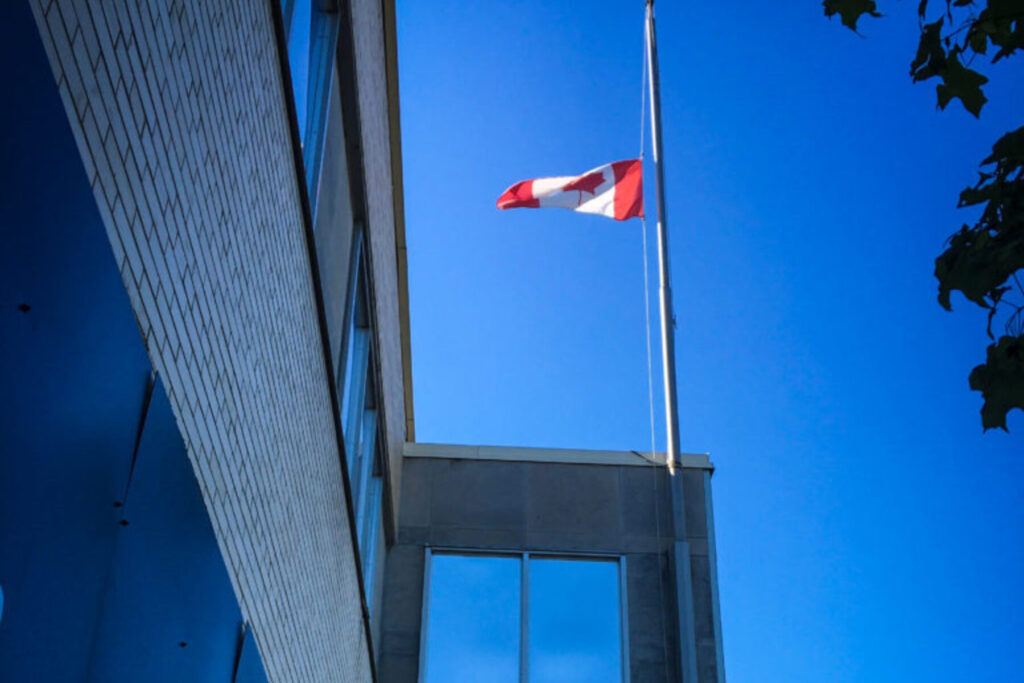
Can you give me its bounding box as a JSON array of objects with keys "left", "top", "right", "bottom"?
[
  {"left": 382, "top": 0, "right": 415, "bottom": 441},
  {"left": 403, "top": 442, "right": 714, "bottom": 470}
]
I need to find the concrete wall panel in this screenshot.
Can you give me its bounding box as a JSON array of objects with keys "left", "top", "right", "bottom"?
[
  {"left": 431, "top": 459, "right": 527, "bottom": 530},
  {"left": 381, "top": 454, "right": 720, "bottom": 682}
]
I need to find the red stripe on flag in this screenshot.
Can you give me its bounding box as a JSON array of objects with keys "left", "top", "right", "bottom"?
[
  {"left": 496, "top": 180, "right": 539, "bottom": 210},
  {"left": 611, "top": 159, "right": 643, "bottom": 221}
]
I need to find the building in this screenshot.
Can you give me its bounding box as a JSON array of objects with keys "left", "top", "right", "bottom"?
[{"left": 0, "top": 1, "right": 724, "bottom": 681}]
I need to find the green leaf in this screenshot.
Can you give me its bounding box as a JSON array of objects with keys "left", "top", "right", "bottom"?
[
  {"left": 976, "top": 1, "right": 1024, "bottom": 62},
  {"left": 936, "top": 218, "right": 1024, "bottom": 312},
  {"left": 911, "top": 19, "right": 946, "bottom": 80},
  {"left": 968, "top": 26, "right": 989, "bottom": 55},
  {"left": 936, "top": 226, "right": 1000, "bottom": 308},
  {"left": 936, "top": 127, "right": 1024, "bottom": 311},
  {"left": 823, "top": 0, "right": 881, "bottom": 31},
  {"left": 958, "top": 182, "right": 999, "bottom": 208},
  {"left": 985, "top": 286, "right": 1011, "bottom": 338},
  {"left": 982, "top": 125, "right": 1024, "bottom": 168},
  {"left": 935, "top": 52, "right": 989, "bottom": 116},
  {"left": 969, "top": 334, "right": 1024, "bottom": 430}
]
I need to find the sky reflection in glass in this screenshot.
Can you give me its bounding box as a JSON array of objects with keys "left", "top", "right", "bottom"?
[
  {"left": 286, "top": 0, "right": 311, "bottom": 143},
  {"left": 423, "top": 554, "right": 521, "bottom": 683},
  {"left": 528, "top": 558, "right": 622, "bottom": 683},
  {"left": 423, "top": 554, "right": 624, "bottom": 681}
]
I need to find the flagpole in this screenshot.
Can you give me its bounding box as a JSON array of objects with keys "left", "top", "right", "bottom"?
[
  {"left": 646, "top": 1, "right": 700, "bottom": 680},
  {"left": 645, "top": 0, "right": 681, "bottom": 477}
]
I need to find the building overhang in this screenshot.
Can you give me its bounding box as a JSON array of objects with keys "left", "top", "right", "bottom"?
[
  {"left": 382, "top": 0, "right": 415, "bottom": 442},
  {"left": 403, "top": 442, "right": 714, "bottom": 471}
]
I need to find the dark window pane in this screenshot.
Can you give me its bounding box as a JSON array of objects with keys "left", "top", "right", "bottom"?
[
  {"left": 528, "top": 558, "right": 622, "bottom": 683},
  {"left": 424, "top": 554, "right": 521, "bottom": 683},
  {"left": 287, "top": 1, "right": 311, "bottom": 143}
]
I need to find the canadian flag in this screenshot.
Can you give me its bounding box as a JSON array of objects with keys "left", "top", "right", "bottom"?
[{"left": 496, "top": 159, "right": 643, "bottom": 221}]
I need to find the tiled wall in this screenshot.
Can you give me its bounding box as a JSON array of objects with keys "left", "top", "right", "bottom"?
[{"left": 30, "top": 1, "right": 372, "bottom": 680}]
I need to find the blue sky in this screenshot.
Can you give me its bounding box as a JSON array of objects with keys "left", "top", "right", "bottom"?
[{"left": 396, "top": 2, "right": 1023, "bottom": 681}]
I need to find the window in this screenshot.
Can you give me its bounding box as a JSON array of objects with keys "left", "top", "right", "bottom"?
[
  {"left": 421, "top": 551, "right": 629, "bottom": 683},
  {"left": 338, "top": 235, "right": 385, "bottom": 618},
  {"left": 528, "top": 557, "right": 624, "bottom": 681},
  {"left": 422, "top": 554, "right": 522, "bottom": 682},
  {"left": 283, "top": 0, "right": 339, "bottom": 204}
]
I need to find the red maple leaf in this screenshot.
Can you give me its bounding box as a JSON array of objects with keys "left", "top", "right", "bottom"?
[{"left": 563, "top": 170, "right": 604, "bottom": 196}]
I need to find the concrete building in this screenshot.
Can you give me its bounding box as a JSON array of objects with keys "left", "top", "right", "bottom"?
[{"left": 0, "top": 1, "right": 723, "bottom": 681}]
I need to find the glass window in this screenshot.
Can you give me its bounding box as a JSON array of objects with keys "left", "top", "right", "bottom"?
[
  {"left": 338, "top": 238, "right": 386, "bottom": 621},
  {"left": 286, "top": 1, "right": 312, "bottom": 143},
  {"left": 359, "top": 447, "right": 384, "bottom": 606},
  {"left": 421, "top": 552, "right": 627, "bottom": 682},
  {"left": 284, "top": 1, "right": 339, "bottom": 203},
  {"left": 340, "top": 239, "right": 370, "bottom": 460},
  {"left": 423, "top": 554, "right": 522, "bottom": 683},
  {"left": 529, "top": 558, "right": 623, "bottom": 683}
]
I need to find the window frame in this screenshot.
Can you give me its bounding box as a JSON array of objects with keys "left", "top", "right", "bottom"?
[
  {"left": 337, "top": 228, "right": 389, "bottom": 627},
  {"left": 282, "top": 0, "right": 340, "bottom": 212},
  {"left": 418, "top": 548, "right": 631, "bottom": 683}
]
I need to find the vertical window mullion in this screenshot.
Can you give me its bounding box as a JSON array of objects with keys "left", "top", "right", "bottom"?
[
  {"left": 619, "top": 557, "right": 631, "bottom": 683},
  {"left": 418, "top": 548, "right": 433, "bottom": 683},
  {"left": 520, "top": 552, "right": 529, "bottom": 683}
]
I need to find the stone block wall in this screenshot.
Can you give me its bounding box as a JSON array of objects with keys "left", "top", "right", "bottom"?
[{"left": 379, "top": 450, "right": 723, "bottom": 682}]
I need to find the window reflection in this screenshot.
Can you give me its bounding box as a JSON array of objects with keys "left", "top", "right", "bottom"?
[
  {"left": 339, "top": 237, "right": 385, "bottom": 623},
  {"left": 424, "top": 554, "right": 521, "bottom": 683},
  {"left": 286, "top": 0, "right": 312, "bottom": 143},
  {"left": 422, "top": 553, "right": 626, "bottom": 682},
  {"left": 283, "top": 1, "right": 339, "bottom": 207},
  {"left": 529, "top": 558, "right": 622, "bottom": 683}
]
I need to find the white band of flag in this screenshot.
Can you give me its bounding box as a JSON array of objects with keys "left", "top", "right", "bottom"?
[{"left": 496, "top": 159, "right": 643, "bottom": 221}]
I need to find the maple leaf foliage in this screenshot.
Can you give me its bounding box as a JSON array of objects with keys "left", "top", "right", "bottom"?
[
  {"left": 823, "top": 0, "right": 881, "bottom": 31},
  {"left": 970, "top": 335, "right": 1024, "bottom": 431},
  {"left": 826, "top": 0, "right": 1024, "bottom": 431}
]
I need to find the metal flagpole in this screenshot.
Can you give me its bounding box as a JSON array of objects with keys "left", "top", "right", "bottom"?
[
  {"left": 645, "top": 1, "right": 699, "bottom": 680},
  {"left": 646, "top": 0, "right": 681, "bottom": 479}
]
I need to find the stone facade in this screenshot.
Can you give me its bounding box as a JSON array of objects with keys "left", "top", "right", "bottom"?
[{"left": 380, "top": 446, "right": 724, "bottom": 682}]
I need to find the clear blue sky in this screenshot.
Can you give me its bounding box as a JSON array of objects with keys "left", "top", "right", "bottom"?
[{"left": 396, "top": 1, "right": 1023, "bottom": 681}]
